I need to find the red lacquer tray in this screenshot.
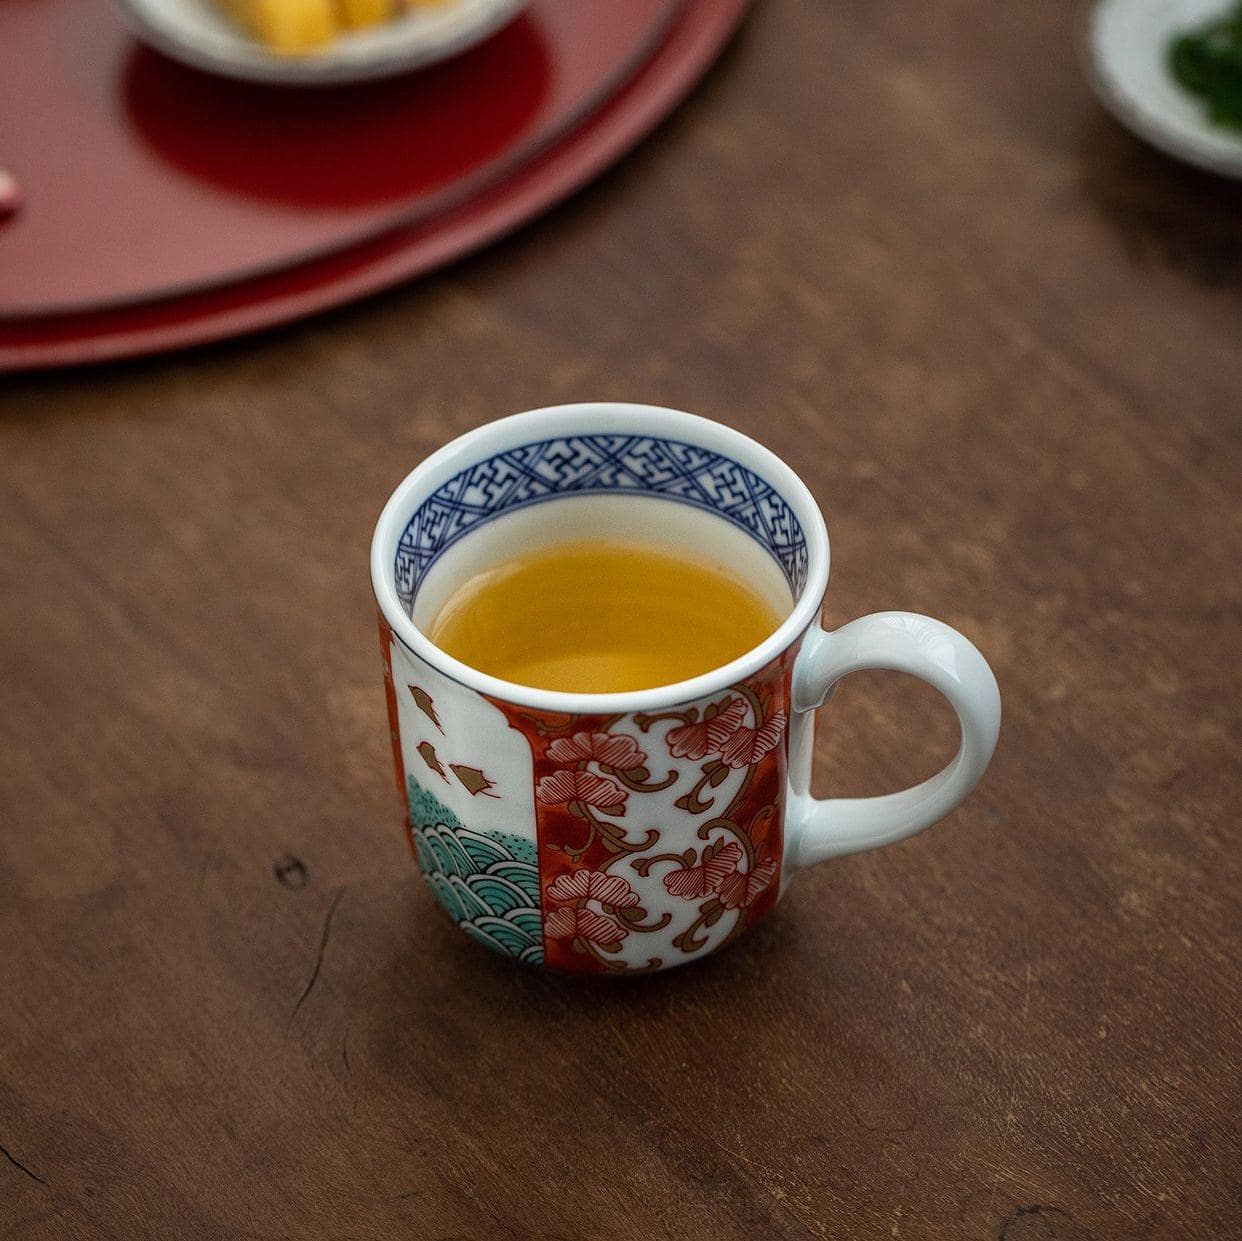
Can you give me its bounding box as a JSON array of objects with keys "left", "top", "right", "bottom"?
[
  {"left": 0, "top": 0, "right": 749, "bottom": 372},
  {"left": 0, "top": 0, "right": 680, "bottom": 316}
]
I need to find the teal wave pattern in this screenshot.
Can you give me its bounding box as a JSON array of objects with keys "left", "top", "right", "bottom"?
[{"left": 407, "top": 776, "right": 543, "bottom": 965}]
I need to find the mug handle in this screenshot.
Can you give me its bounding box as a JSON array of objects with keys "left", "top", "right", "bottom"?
[{"left": 788, "top": 612, "right": 1001, "bottom": 868}]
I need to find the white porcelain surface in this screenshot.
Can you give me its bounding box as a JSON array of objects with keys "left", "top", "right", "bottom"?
[
  {"left": 389, "top": 634, "right": 534, "bottom": 839},
  {"left": 115, "top": 0, "right": 529, "bottom": 86},
  {"left": 1085, "top": 0, "right": 1242, "bottom": 177},
  {"left": 373, "top": 403, "right": 1002, "bottom": 972},
  {"left": 788, "top": 612, "right": 1001, "bottom": 866}
]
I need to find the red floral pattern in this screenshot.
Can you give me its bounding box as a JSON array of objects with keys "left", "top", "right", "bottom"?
[
  {"left": 666, "top": 696, "right": 787, "bottom": 769},
  {"left": 489, "top": 644, "right": 797, "bottom": 974},
  {"left": 544, "top": 906, "right": 628, "bottom": 950},
  {"left": 546, "top": 869, "right": 641, "bottom": 908},
  {"left": 717, "top": 858, "right": 779, "bottom": 909},
  {"left": 717, "top": 712, "right": 788, "bottom": 769},
  {"left": 546, "top": 731, "right": 647, "bottom": 770},
  {"left": 666, "top": 697, "right": 747, "bottom": 759},
  {"left": 535, "top": 769, "right": 628, "bottom": 813},
  {"left": 663, "top": 841, "right": 743, "bottom": 899}
]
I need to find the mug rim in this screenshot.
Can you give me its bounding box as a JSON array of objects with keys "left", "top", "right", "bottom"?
[{"left": 371, "top": 403, "right": 830, "bottom": 713}]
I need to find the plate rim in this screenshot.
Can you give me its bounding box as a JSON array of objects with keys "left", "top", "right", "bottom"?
[
  {"left": 113, "top": 0, "right": 532, "bottom": 86},
  {"left": 1080, "top": 0, "right": 1242, "bottom": 179},
  {"left": 4, "top": 0, "right": 685, "bottom": 319},
  {"left": 0, "top": 0, "right": 753, "bottom": 370}
]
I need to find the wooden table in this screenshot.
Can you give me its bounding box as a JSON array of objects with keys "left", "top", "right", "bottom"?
[{"left": 3, "top": 4, "right": 1239, "bottom": 1237}]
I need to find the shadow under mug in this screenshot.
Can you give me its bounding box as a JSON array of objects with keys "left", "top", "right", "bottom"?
[{"left": 371, "top": 403, "right": 1001, "bottom": 974}]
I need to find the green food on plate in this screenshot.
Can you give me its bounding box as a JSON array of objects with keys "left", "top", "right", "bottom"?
[{"left": 1170, "top": 2, "right": 1242, "bottom": 131}]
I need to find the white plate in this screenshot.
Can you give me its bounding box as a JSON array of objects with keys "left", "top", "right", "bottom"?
[
  {"left": 1084, "top": 0, "right": 1242, "bottom": 177},
  {"left": 116, "top": 0, "right": 530, "bottom": 86}
]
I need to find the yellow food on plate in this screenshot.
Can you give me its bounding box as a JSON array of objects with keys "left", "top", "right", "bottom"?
[
  {"left": 221, "top": 0, "right": 334, "bottom": 51},
  {"left": 337, "top": 0, "right": 394, "bottom": 29},
  {"left": 218, "top": 0, "right": 450, "bottom": 54}
]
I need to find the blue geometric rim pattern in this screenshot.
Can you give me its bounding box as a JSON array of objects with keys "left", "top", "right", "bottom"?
[{"left": 394, "top": 435, "right": 809, "bottom": 610}]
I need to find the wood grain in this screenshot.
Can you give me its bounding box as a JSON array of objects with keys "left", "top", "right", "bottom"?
[{"left": 1, "top": 2, "right": 1239, "bottom": 1237}]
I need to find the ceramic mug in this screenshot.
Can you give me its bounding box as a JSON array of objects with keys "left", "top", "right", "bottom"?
[{"left": 371, "top": 404, "right": 1001, "bottom": 974}]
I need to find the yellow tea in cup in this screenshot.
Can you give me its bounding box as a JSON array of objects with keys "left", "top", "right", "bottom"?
[{"left": 426, "top": 540, "right": 784, "bottom": 693}]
